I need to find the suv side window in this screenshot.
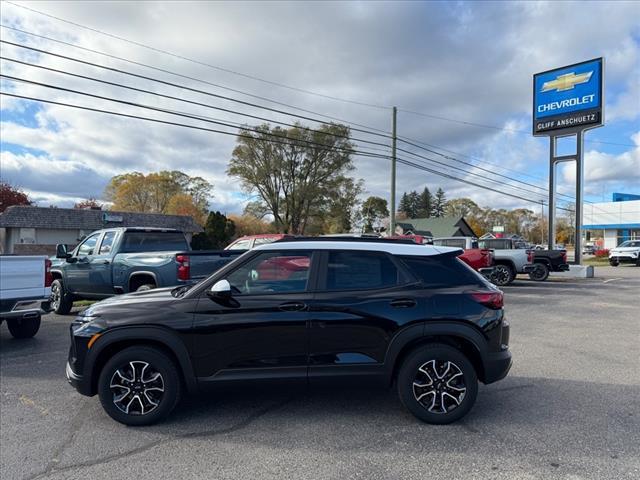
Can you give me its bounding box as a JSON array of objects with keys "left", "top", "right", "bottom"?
[
  {"left": 226, "top": 251, "right": 311, "bottom": 294},
  {"left": 253, "top": 237, "right": 276, "bottom": 246},
  {"left": 98, "top": 231, "right": 117, "bottom": 254},
  {"left": 76, "top": 233, "right": 100, "bottom": 257},
  {"left": 401, "top": 256, "right": 483, "bottom": 288},
  {"left": 325, "top": 251, "right": 401, "bottom": 291}
]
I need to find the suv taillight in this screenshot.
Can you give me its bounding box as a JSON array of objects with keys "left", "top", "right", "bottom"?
[
  {"left": 527, "top": 249, "right": 534, "bottom": 263},
  {"left": 469, "top": 290, "right": 504, "bottom": 309},
  {"left": 562, "top": 250, "right": 567, "bottom": 263},
  {"left": 44, "top": 258, "right": 53, "bottom": 288},
  {"left": 176, "top": 255, "right": 190, "bottom": 281}
]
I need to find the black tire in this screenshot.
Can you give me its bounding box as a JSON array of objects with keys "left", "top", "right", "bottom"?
[
  {"left": 609, "top": 259, "right": 619, "bottom": 267},
  {"left": 98, "top": 346, "right": 181, "bottom": 426},
  {"left": 528, "top": 263, "right": 550, "bottom": 281},
  {"left": 51, "top": 279, "right": 73, "bottom": 315},
  {"left": 492, "top": 264, "right": 515, "bottom": 286},
  {"left": 135, "top": 284, "right": 156, "bottom": 292},
  {"left": 7, "top": 315, "right": 41, "bottom": 339},
  {"left": 397, "top": 343, "right": 478, "bottom": 425}
]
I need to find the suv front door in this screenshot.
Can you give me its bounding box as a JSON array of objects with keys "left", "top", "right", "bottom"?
[
  {"left": 192, "top": 250, "right": 317, "bottom": 383},
  {"left": 308, "top": 250, "right": 425, "bottom": 383}
]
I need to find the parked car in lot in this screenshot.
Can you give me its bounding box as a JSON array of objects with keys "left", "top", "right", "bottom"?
[
  {"left": 66, "top": 238, "right": 511, "bottom": 426},
  {"left": 609, "top": 240, "right": 640, "bottom": 266},
  {"left": 431, "top": 237, "right": 494, "bottom": 280},
  {"left": 582, "top": 244, "right": 596, "bottom": 255},
  {"left": 477, "top": 238, "right": 535, "bottom": 286},
  {"left": 0, "top": 255, "right": 52, "bottom": 338},
  {"left": 51, "top": 227, "right": 244, "bottom": 314}
]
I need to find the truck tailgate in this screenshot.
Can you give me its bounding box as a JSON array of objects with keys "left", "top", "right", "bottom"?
[
  {"left": 0, "top": 256, "right": 48, "bottom": 300},
  {"left": 184, "top": 250, "right": 246, "bottom": 281}
]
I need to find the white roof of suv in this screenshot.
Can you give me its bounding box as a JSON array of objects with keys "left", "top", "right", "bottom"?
[{"left": 254, "top": 240, "right": 460, "bottom": 257}]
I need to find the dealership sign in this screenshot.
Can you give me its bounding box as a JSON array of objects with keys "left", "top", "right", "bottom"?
[{"left": 533, "top": 58, "right": 603, "bottom": 135}]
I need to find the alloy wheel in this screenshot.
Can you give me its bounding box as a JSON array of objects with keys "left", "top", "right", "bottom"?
[
  {"left": 109, "top": 361, "right": 165, "bottom": 415},
  {"left": 493, "top": 266, "right": 511, "bottom": 285},
  {"left": 412, "top": 359, "right": 467, "bottom": 414},
  {"left": 51, "top": 282, "right": 61, "bottom": 311}
]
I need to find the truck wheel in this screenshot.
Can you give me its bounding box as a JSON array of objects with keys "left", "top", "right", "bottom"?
[
  {"left": 7, "top": 315, "right": 41, "bottom": 339},
  {"left": 609, "top": 259, "right": 619, "bottom": 267},
  {"left": 98, "top": 346, "right": 181, "bottom": 426},
  {"left": 51, "top": 279, "right": 73, "bottom": 315},
  {"left": 492, "top": 264, "right": 515, "bottom": 286},
  {"left": 136, "top": 284, "right": 156, "bottom": 292},
  {"left": 397, "top": 343, "right": 478, "bottom": 425},
  {"left": 528, "top": 263, "right": 549, "bottom": 281}
]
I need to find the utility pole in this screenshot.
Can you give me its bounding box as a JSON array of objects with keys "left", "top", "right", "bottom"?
[{"left": 389, "top": 106, "right": 397, "bottom": 235}]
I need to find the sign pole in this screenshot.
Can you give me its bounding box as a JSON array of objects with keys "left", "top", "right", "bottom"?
[
  {"left": 575, "top": 130, "right": 584, "bottom": 264},
  {"left": 548, "top": 136, "right": 556, "bottom": 249}
]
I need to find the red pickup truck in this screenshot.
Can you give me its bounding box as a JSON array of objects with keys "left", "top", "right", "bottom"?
[{"left": 430, "top": 237, "right": 494, "bottom": 279}]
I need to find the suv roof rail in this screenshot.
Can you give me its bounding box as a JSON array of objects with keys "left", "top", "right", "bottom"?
[{"left": 275, "top": 236, "right": 419, "bottom": 245}]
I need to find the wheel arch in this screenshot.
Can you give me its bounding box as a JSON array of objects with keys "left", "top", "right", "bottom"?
[
  {"left": 493, "top": 258, "right": 516, "bottom": 271},
  {"left": 385, "top": 322, "right": 489, "bottom": 385},
  {"left": 128, "top": 271, "right": 158, "bottom": 292},
  {"left": 84, "top": 326, "right": 197, "bottom": 396}
]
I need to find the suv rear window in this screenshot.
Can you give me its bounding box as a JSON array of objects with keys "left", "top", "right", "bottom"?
[
  {"left": 120, "top": 231, "right": 188, "bottom": 253},
  {"left": 400, "top": 255, "right": 484, "bottom": 288},
  {"left": 325, "top": 251, "right": 401, "bottom": 291}
]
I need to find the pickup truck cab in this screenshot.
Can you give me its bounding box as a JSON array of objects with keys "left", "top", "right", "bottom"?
[
  {"left": 477, "top": 238, "right": 535, "bottom": 286},
  {"left": 432, "top": 237, "right": 494, "bottom": 280},
  {"left": 0, "top": 255, "right": 52, "bottom": 338},
  {"left": 52, "top": 227, "right": 243, "bottom": 314}
]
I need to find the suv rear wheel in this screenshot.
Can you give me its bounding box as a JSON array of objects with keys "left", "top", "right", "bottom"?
[
  {"left": 397, "top": 344, "right": 478, "bottom": 424},
  {"left": 492, "top": 264, "right": 515, "bottom": 286},
  {"left": 98, "top": 346, "right": 181, "bottom": 426}
]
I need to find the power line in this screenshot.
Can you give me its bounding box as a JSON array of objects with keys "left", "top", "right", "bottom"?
[
  {"left": 0, "top": 39, "right": 392, "bottom": 140},
  {"left": 397, "top": 137, "right": 579, "bottom": 202},
  {"left": 0, "top": 27, "right": 391, "bottom": 136},
  {"left": 1, "top": 92, "right": 569, "bottom": 211},
  {"left": 0, "top": 56, "right": 391, "bottom": 151},
  {"left": 0, "top": 78, "right": 390, "bottom": 160},
  {"left": 398, "top": 109, "right": 635, "bottom": 148},
  {"left": 4, "top": 1, "right": 392, "bottom": 110}
]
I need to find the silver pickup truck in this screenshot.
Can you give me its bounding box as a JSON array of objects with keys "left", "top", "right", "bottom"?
[
  {"left": 51, "top": 227, "right": 244, "bottom": 314},
  {"left": 0, "top": 255, "right": 52, "bottom": 338},
  {"left": 478, "top": 238, "right": 536, "bottom": 286}
]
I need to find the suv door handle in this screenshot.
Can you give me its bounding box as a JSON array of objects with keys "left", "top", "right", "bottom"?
[
  {"left": 94, "top": 260, "right": 110, "bottom": 265},
  {"left": 278, "top": 302, "right": 307, "bottom": 312},
  {"left": 390, "top": 298, "right": 416, "bottom": 308}
]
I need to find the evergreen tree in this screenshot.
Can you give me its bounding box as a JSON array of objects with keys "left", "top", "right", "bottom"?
[
  {"left": 407, "top": 191, "right": 420, "bottom": 218},
  {"left": 398, "top": 192, "right": 411, "bottom": 217},
  {"left": 191, "top": 211, "right": 236, "bottom": 249},
  {"left": 432, "top": 188, "right": 447, "bottom": 217},
  {"left": 417, "top": 187, "right": 433, "bottom": 218}
]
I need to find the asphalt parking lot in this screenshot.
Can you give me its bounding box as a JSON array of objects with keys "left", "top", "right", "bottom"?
[{"left": 1, "top": 265, "right": 639, "bottom": 480}]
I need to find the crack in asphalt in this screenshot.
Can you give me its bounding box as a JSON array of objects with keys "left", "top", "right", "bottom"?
[{"left": 25, "top": 397, "right": 293, "bottom": 480}]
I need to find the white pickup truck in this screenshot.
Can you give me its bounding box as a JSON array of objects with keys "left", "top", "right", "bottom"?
[{"left": 0, "top": 255, "right": 53, "bottom": 338}]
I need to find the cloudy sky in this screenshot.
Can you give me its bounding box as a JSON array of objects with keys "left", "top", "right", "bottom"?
[{"left": 1, "top": 0, "right": 639, "bottom": 215}]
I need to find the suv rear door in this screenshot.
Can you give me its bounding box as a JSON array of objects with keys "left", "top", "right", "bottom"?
[{"left": 308, "top": 250, "right": 426, "bottom": 382}]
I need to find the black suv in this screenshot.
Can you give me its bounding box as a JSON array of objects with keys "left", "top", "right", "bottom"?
[{"left": 66, "top": 238, "right": 511, "bottom": 426}]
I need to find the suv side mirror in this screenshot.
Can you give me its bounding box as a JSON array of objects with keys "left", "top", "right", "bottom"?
[
  {"left": 56, "top": 244, "right": 71, "bottom": 259},
  {"left": 207, "top": 279, "right": 232, "bottom": 300}
]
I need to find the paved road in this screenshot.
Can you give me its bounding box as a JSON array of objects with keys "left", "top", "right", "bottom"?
[{"left": 2, "top": 266, "right": 639, "bottom": 480}]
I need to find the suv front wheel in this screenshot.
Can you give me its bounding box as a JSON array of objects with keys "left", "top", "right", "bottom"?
[
  {"left": 397, "top": 344, "right": 478, "bottom": 424},
  {"left": 98, "top": 346, "right": 181, "bottom": 426}
]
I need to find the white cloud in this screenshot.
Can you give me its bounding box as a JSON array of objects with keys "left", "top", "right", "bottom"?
[{"left": 0, "top": 0, "right": 639, "bottom": 213}]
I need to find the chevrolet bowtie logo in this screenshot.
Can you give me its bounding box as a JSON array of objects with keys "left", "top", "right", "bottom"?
[{"left": 541, "top": 71, "right": 593, "bottom": 93}]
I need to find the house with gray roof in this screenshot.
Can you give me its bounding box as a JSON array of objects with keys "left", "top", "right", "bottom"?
[
  {"left": 394, "top": 216, "right": 477, "bottom": 238},
  {"left": 0, "top": 206, "right": 203, "bottom": 255}
]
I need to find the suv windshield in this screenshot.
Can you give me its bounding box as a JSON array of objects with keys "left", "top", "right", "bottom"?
[{"left": 120, "top": 231, "right": 188, "bottom": 253}]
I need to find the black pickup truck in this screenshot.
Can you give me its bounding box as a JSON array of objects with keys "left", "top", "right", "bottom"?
[
  {"left": 51, "top": 227, "right": 244, "bottom": 314},
  {"left": 529, "top": 249, "right": 570, "bottom": 281}
]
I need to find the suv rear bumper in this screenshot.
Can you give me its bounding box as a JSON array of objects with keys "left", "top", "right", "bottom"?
[
  {"left": 484, "top": 350, "right": 512, "bottom": 384},
  {"left": 556, "top": 263, "right": 570, "bottom": 271}
]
